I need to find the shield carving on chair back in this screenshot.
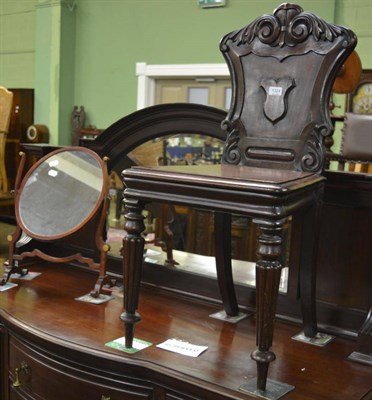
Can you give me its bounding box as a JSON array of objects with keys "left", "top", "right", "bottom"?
[{"left": 220, "top": 3, "right": 357, "bottom": 173}]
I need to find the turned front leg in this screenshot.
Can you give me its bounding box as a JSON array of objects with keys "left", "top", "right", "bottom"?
[
  {"left": 120, "top": 198, "right": 146, "bottom": 348},
  {"left": 251, "top": 218, "right": 288, "bottom": 391}
]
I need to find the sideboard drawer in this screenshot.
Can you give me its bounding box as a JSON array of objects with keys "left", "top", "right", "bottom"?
[{"left": 8, "top": 336, "right": 153, "bottom": 400}]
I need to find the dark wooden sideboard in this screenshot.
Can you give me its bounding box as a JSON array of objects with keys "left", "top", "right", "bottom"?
[
  {"left": 0, "top": 264, "right": 370, "bottom": 400},
  {"left": 0, "top": 266, "right": 242, "bottom": 400}
]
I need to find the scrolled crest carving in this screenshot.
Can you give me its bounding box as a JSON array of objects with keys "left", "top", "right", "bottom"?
[
  {"left": 222, "top": 3, "right": 354, "bottom": 49},
  {"left": 221, "top": 119, "right": 242, "bottom": 165},
  {"left": 300, "top": 125, "right": 328, "bottom": 173}
]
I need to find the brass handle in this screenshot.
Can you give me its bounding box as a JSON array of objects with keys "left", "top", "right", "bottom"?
[
  {"left": 101, "top": 396, "right": 111, "bottom": 400},
  {"left": 13, "top": 361, "right": 29, "bottom": 388}
]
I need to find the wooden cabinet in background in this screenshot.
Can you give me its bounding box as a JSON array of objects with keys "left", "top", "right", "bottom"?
[{"left": 6, "top": 89, "right": 34, "bottom": 191}]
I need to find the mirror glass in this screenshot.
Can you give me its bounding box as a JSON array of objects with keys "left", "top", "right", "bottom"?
[{"left": 17, "top": 148, "right": 105, "bottom": 239}]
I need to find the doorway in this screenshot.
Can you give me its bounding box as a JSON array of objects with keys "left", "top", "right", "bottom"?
[{"left": 155, "top": 78, "right": 231, "bottom": 110}]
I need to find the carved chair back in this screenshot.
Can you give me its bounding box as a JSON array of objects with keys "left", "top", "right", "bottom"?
[{"left": 220, "top": 3, "right": 356, "bottom": 174}]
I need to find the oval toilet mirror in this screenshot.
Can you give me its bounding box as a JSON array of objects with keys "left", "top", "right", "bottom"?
[
  {"left": 16, "top": 147, "right": 105, "bottom": 240},
  {"left": 2, "top": 147, "right": 114, "bottom": 298}
]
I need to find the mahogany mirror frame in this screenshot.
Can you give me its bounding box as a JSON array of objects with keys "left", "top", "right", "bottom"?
[
  {"left": 15, "top": 147, "right": 107, "bottom": 241},
  {"left": 1, "top": 146, "right": 114, "bottom": 297}
]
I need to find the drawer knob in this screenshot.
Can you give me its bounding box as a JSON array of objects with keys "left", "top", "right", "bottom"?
[
  {"left": 101, "top": 397, "right": 111, "bottom": 400},
  {"left": 13, "top": 361, "right": 29, "bottom": 388}
]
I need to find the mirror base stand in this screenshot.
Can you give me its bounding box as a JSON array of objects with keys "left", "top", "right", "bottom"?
[
  {"left": 90, "top": 274, "right": 116, "bottom": 298},
  {"left": 1, "top": 255, "right": 115, "bottom": 299},
  {"left": 2, "top": 254, "right": 115, "bottom": 298},
  {"left": 2, "top": 247, "right": 114, "bottom": 298},
  {"left": 0, "top": 262, "right": 29, "bottom": 285}
]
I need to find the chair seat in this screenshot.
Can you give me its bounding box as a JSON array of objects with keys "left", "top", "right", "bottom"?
[{"left": 123, "top": 164, "right": 324, "bottom": 219}]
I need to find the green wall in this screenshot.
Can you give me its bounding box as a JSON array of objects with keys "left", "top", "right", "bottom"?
[
  {"left": 0, "top": 0, "right": 36, "bottom": 88},
  {"left": 336, "top": 0, "right": 372, "bottom": 67},
  {"left": 73, "top": 0, "right": 336, "bottom": 129},
  {"left": 1, "top": 0, "right": 371, "bottom": 146}
]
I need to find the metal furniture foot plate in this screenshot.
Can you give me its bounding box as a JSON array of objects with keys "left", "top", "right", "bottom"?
[
  {"left": 240, "top": 378, "right": 295, "bottom": 399},
  {"left": 209, "top": 310, "right": 249, "bottom": 323},
  {"left": 292, "top": 331, "right": 335, "bottom": 347}
]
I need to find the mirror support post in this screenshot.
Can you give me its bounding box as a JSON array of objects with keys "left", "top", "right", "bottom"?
[{"left": 90, "top": 156, "right": 116, "bottom": 297}]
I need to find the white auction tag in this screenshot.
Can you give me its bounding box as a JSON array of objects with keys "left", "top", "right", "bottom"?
[
  {"left": 268, "top": 86, "right": 282, "bottom": 96},
  {"left": 157, "top": 338, "right": 208, "bottom": 357}
]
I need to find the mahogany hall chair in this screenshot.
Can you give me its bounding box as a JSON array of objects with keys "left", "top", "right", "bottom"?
[{"left": 120, "top": 3, "right": 356, "bottom": 397}]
